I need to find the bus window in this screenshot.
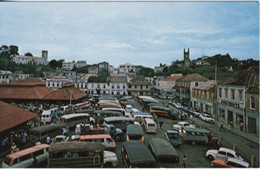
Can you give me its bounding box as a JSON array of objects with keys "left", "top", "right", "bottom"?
[{"left": 19, "top": 154, "right": 32, "bottom": 162}]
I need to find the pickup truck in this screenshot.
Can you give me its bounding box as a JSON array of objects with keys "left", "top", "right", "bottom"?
[
  {"left": 173, "top": 121, "right": 195, "bottom": 133},
  {"left": 75, "top": 123, "right": 124, "bottom": 141}
]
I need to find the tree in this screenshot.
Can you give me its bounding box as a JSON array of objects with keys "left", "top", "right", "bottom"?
[
  {"left": 139, "top": 67, "right": 154, "bottom": 77},
  {"left": 25, "top": 52, "right": 33, "bottom": 56},
  {"left": 49, "top": 59, "right": 64, "bottom": 69},
  {"left": 9, "top": 45, "right": 19, "bottom": 56}
]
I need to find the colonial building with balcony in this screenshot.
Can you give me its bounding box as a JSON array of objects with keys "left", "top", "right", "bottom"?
[
  {"left": 217, "top": 66, "right": 259, "bottom": 133},
  {"left": 174, "top": 73, "right": 208, "bottom": 106},
  {"left": 191, "top": 80, "right": 217, "bottom": 115},
  {"left": 127, "top": 76, "right": 151, "bottom": 96}
]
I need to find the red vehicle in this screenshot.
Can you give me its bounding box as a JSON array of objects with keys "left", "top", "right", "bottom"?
[{"left": 211, "top": 157, "right": 249, "bottom": 168}]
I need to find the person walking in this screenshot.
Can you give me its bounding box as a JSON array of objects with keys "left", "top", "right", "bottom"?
[
  {"left": 10, "top": 143, "right": 17, "bottom": 154},
  {"left": 159, "top": 118, "right": 164, "bottom": 129},
  {"left": 240, "top": 122, "right": 244, "bottom": 131},
  {"left": 230, "top": 121, "right": 234, "bottom": 129},
  {"left": 183, "top": 155, "right": 187, "bottom": 168},
  {"left": 46, "top": 136, "right": 51, "bottom": 144},
  {"left": 219, "top": 121, "right": 225, "bottom": 131}
]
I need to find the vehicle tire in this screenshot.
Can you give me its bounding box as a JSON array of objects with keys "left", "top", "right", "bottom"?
[
  {"left": 114, "top": 135, "right": 121, "bottom": 142},
  {"left": 207, "top": 155, "right": 214, "bottom": 161},
  {"left": 103, "top": 162, "right": 113, "bottom": 168}
]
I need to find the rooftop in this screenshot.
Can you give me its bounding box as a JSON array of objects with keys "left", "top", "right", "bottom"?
[
  {"left": 43, "top": 83, "right": 87, "bottom": 101},
  {"left": 0, "top": 78, "right": 53, "bottom": 100},
  {"left": 222, "top": 66, "right": 259, "bottom": 86},
  {"left": 0, "top": 101, "right": 38, "bottom": 132},
  {"left": 177, "top": 73, "right": 209, "bottom": 82},
  {"left": 162, "top": 75, "right": 183, "bottom": 82},
  {"left": 193, "top": 80, "right": 217, "bottom": 91}
]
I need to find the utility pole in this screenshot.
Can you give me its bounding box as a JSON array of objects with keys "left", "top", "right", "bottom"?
[
  {"left": 214, "top": 61, "right": 218, "bottom": 120},
  {"left": 5, "top": 61, "right": 7, "bottom": 83}
]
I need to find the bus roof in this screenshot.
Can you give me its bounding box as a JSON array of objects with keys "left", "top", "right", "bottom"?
[
  {"left": 79, "top": 134, "right": 112, "bottom": 140},
  {"left": 94, "top": 110, "right": 122, "bottom": 115},
  {"left": 61, "top": 113, "right": 89, "bottom": 119},
  {"left": 183, "top": 126, "right": 210, "bottom": 134},
  {"left": 150, "top": 106, "right": 170, "bottom": 111},
  {"left": 104, "top": 116, "right": 134, "bottom": 122},
  {"left": 29, "top": 124, "right": 62, "bottom": 133},
  {"left": 149, "top": 138, "right": 179, "bottom": 157},
  {"left": 132, "top": 112, "right": 151, "bottom": 116},
  {"left": 49, "top": 142, "right": 104, "bottom": 153},
  {"left": 144, "top": 118, "right": 155, "bottom": 123},
  {"left": 123, "top": 141, "right": 156, "bottom": 164},
  {"left": 126, "top": 124, "right": 144, "bottom": 136},
  {"left": 7, "top": 144, "right": 49, "bottom": 159}
]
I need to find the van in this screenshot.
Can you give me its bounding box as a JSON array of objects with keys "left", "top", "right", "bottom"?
[
  {"left": 148, "top": 138, "right": 180, "bottom": 168},
  {"left": 143, "top": 118, "right": 157, "bottom": 133},
  {"left": 79, "top": 134, "right": 116, "bottom": 151},
  {"left": 126, "top": 124, "right": 144, "bottom": 143},
  {"left": 122, "top": 141, "right": 156, "bottom": 168},
  {"left": 132, "top": 113, "right": 154, "bottom": 124},
  {"left": 103, "top": 116, "right": 134, "bottom": 132},
  {"left": 1, "top": 144, "right": 49, "bottom": 168},
  {"left": 29, "top": 124, "right": 63, "bottom": 144},
  {"left": 41, "top": 108, "right": 63, "bottom": 123}
]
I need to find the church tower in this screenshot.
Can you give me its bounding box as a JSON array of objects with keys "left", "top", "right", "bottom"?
[{"left": 184, "top": 48, "right": 190, "bottom": 66}]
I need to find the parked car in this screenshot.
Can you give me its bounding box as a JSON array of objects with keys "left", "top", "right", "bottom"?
[
  {"left": 53, "top": 135, "right": 68, "bottom": 143},
  {"left": 199, "top": 113, "right": 214, "bottom": 123},
  {"left": 103, "top": 150, "right": 118, "bottom": 168},
  {"left": 173, "top": 121, "right": 195, "bottom": 133},
  {"left": 190, "top": 110, "right": 201, "bottom": 117},
  {"left": 164, "top": 130, "right": 182, "bottom": 147},
  {"left": 173, "top": 103, "right": 183, "bottom": 109},
  {"left": 206, "top": 147, "right": 243, "bottom": 161},
  {"left": 211, "top": 157, "right": 249, "bottom": 168}
]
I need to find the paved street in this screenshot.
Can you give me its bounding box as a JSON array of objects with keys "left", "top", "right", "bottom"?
[{"left": 113, "top": 98, "right": 259, "bottom": 168}]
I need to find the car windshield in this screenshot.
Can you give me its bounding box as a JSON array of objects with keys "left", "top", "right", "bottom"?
[{"left": 168, "top": 133, "right": 178, "bottom": 138}]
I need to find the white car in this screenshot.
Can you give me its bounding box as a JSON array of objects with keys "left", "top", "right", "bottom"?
[
  {"left": 206, "top": 147, "right": 243, "bottom": 161},
  {"left": 173, "top": 103, "right": 183, "bottom": 109},
  {"left": 103, "top": 150, "right": 118, "bottom": 167},
  {"left": 199, "top": 113, "right": 214, "bottom": 123},
  {"left": 173, "top": 121, "right": 195, "bottom": 133},
  {"left": 190, "top": 110, "right": 201, "bottom": 117}
]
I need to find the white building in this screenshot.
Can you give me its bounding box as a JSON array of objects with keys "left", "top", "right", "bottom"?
[
  {"left": 158, "top": 74, "right": 183, "bottom": 93},
  {"left": 46, "top": 75, "right": 71, "bottom": 90},
  {"left": 119, "top": 63, "right": 136, "bottom": 74},
  {"left": 12, "top": 50, "right": 48, "bottom": 65},
  {"left": 75, "top": 61, "right": 87, "bottom": 68},
  {"left": 62, "top": 61, "right": 75, "bottom": 70},
  {"left": 0, "top": 70, "right": 12, "bottom": 83}
]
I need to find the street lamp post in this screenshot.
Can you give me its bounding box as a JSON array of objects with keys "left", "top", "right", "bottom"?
[{"left": 69, "top": 90, "right": 73, "bottom": 105}]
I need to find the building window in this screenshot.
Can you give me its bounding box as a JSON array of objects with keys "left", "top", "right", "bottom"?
[
  {"left": 146, "top": 85, "right": 148, "bottom": 89},
  {"left": 225, "top": 88, "right": 228, "bottom": 99},
  {"left": 117, "top": 86, "right": 120, "bottom": 89},
  {"left": 195, "top": 82, "right": 198, "bottom": 86},
  {"left": 231, "top": 89, "right": 235, "bottom": 100},
  {"left": 140, "top": 85, "right": 143, "bottom": 89},
  {"left": 219, "top": 88, "right": 222, "bottom": 98},
  {"left": 250, "top": 96, "right": 255, "bottom": 109},
  {"left": 135, "top": 85, "right": 137, "bottom": 89},
  {"left": 112, "top": 86, "right": 114, "bottom": 89},
  {"left": 128, "top": 85, "right": 131, "bottom": 88},
  {"left": 239, "top": 90, "right": 243, "bottom": 101}
]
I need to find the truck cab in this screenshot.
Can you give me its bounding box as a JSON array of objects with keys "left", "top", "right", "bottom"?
[{"left": 104, "top": 124, "right": 124, "bottom": 141}]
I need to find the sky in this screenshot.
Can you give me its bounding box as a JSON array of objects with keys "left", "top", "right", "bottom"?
[{"left": 0, "top": 1, "right": 259, "bottom": 68}]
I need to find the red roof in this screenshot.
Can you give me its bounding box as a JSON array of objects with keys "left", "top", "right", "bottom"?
[
  {"left": 43, "top": 83, "right": 87, "bottom": 101},
  {"left": 0, "top": 101, "right": 38, "bottom": 132},
  {"left": 163, "top": 76, "right": 182, "bottom": 81},
  {"left": 0, "top": 80, "right": 53, "bottom": 100}
]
